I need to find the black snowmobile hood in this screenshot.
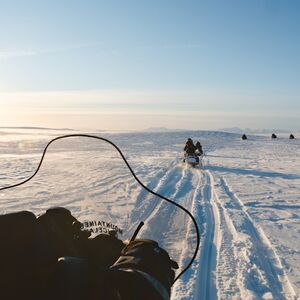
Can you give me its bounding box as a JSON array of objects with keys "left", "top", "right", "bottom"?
[{"left": 0, "top": 134, "right": 199, "bottom": 281}]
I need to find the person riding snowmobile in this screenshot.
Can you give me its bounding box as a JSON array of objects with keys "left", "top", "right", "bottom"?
[
  {"left": 195, "top": 141, "right": 203, "bottom": 156},
  {"left": 0, "top": 207, "right": 178, "bottom": 300},
  {"left": 184, "top": 138, "right": 197, "bottom": 156}
]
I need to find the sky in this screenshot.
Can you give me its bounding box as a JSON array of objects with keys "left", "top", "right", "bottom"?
[{"left": 0, "top": 0, "right": 299, "bottom": 131}]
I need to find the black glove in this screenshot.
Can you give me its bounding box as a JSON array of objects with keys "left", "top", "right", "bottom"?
[
  {"left": 84, "top": 231, "right": 124, "bottom": 268},
  {"left": 110, "top": 239, "right": 178, "bottom": 297}
]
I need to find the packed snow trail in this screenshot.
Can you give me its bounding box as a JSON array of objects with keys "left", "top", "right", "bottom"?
[
  {"left": 136, "top": 162, "right": 298, "bottom": 299},
  {"left": 213, "top": 176, "right": 297, "bottom": 299},
  {"left": 132, "top": 159, "right": 296, "bottom": 300},
  {"left": 132, "top": 163, "right": 218, "bottom": 300},
  {"left": 196, "top": 170, "right": 218, "bottom": 300},
  {"left": 171, "top": 168, "right": 218, "bottom": 300}
]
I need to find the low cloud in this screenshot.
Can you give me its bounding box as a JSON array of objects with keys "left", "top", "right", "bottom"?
[
  {"left": 0, "top": 49, "right": 37, "bottom": 59},
  {"left": 0, "top": 43, "right": 98, "bottom": 60}
]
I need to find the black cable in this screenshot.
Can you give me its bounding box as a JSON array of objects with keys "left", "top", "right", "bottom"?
[{"left": 130, "top": 221, "right": 144, "bottom": 242}]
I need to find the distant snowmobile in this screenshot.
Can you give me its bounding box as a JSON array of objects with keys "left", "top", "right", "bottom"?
[
  {"left": 272, "top": 133, "right": 277, "bottom": 139},
  {"left": 0, "top": 134, "right": 200, "bottom": 300},
  {"left": 183, "top": 139, "right": 204, "bottom": 168}
]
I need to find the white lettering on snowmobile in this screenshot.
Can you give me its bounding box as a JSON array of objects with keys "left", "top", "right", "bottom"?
[{"left": 82, "top": 220, "right": 123, "bottom": 235}]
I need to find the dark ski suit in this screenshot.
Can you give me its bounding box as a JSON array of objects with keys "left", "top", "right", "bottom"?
[
  {"left": 184, "top": 140, "right": 197, "bottom": 156},
  {"left": 195, "top": 141, "right": 203, "bottom": 156}
]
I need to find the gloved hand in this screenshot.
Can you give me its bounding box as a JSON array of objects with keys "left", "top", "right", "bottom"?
[
  {"left": 84, "top": 231, "right": 124, "bottom": 268},
  {"left": 110, "top": 239, "right": 178, "bottom": 297}
]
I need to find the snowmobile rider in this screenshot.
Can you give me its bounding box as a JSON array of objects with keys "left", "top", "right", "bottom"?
[
  {"left": 0, "top": 207, "right": 178, "bottom": 300},
  {"left": 184, "top": 138, "right": 197, "bottom": 156},
  {"left": 195, "top": 141, "right": 203, "bottom": 156}
]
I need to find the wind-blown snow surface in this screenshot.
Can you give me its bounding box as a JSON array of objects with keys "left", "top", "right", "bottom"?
[{"left": 0, "top": 128, "right": 299, "bottom": 299}]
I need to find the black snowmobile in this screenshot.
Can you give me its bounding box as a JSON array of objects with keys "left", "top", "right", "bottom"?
[{"left": 0, "top": 135, "right": 199, "bottom": 300}]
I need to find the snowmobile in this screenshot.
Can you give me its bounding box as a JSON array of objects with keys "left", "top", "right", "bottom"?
[
  {"left": 183, "top": 150, "right": 204, "bottom": 168},
  {"left": 0, "top": 134, "right": 199, "bottom": 300},
  {"left": 183, "top": 153, "right": 200, "bottom": 167}
]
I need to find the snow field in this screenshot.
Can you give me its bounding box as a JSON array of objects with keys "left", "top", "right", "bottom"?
[{"left": 0, "top": 129, "right": 299, "bottom": 299}]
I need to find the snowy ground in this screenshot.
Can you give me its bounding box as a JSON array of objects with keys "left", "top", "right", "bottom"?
[{"left": 0, "top": 128, "right": 299, "bottom": 299}]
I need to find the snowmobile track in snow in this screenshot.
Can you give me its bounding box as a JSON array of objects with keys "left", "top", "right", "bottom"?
[
  {"left": 171, "top": 168, "right": 219, "bottom": 300},
  {"left": 215, "top": 176, "right": 297, "bottom": 299},
  {"left": 135, "top": 162, "right": 297, "bottom": 299},
  {"left": 197, "top": 170, "right": 218, "bottom": 300},
  {"left": 148, "top": 166, "right": 221, "bottom": 300}
]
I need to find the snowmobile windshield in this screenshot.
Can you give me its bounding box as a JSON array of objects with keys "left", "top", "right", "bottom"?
[{"left": 0, "top": 135, "right": 199, "bottom": 281}]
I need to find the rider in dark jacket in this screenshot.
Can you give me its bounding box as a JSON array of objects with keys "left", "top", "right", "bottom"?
[
  {"left": 184, "top": 138, "right": 197, "bottom": 156},
  {"left": 195, "top": 141, "right": 203, "bottom": 156}
]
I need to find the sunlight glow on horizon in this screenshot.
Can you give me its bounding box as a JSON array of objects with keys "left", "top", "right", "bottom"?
[
  {"left": 1, "top": 109, "right": 299, "bottom": 132},
  {"left": 0, "top": 89, "right": 299, "bottom": 131}
]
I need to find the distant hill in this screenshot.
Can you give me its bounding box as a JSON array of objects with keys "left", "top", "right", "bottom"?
[
  {"left": 143, "top": 127, "right": 186, "bottom": 132},
  {"left": 218, "top": 127, "right": 295, "bottom": 134}
]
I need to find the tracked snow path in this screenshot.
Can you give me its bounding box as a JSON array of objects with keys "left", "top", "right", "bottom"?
[
  {"left": 170, "top": 166, "right": 203, "bottom": 300},
  {"left": 170, "top": 168, "right": 220, "bottom": 300},
  {"left": 161, "top": 164, "right": 297, "bottom": 299},
  {"left": 197, "top": 170, "right": 218, "bottom": 300},
  {"left": 137, "top": 164, "right": 200, "bottom": 268},
  {"left": 213, "top": 175, "right": 297, "bottom": 299},
  {"left": 131, "top": 162, "right": 205, "bottom": 300}
]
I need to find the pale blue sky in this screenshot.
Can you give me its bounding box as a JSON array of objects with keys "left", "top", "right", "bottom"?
[{"left": 0, "top": 0, "right": 299, "bottom": 130}]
